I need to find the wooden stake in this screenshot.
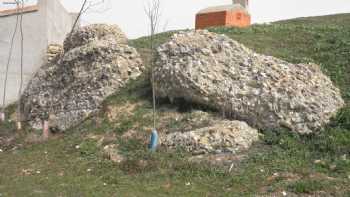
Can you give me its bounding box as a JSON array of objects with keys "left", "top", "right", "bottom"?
[
  {"left": 43, "top": 120, "right": 49, "bottom": 140},
  {"left": 0, "top": 112, "right": 5, "bottom": 122},
  {"left": 17, "top": 121, "right": 22, "bottom": 130}
]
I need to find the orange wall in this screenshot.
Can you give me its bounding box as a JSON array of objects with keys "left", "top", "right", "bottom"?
[
  {"left": 196, "top": 11, "right": 227, "bottom": 29},
  {"left": 195, "top": 10, "right": 251, "bottom": 29},
  {"left": 225, "top": 10, "right": 251, "bottom": 28}
]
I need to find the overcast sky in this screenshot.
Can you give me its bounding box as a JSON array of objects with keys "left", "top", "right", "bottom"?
[{"left": 60, "top": 0, "right": 350, "bottom": 39}]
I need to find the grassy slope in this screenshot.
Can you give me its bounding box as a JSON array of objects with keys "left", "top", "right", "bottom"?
[{"left": 1, "top": 14, "right": 350, "bottom": 196}]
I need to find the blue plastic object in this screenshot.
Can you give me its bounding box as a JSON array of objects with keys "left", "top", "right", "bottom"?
[{"left": 148, "top": 129, "right": 159, "bottom": 151}]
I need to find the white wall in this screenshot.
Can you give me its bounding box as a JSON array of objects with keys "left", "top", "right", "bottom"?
[{"left": 0, "top": 0, "right": 76, "bottom": 106}]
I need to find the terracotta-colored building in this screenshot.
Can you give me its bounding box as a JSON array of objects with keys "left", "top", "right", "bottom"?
[{"left": 195, "top": 1, "right": 251, "bottom": 29}]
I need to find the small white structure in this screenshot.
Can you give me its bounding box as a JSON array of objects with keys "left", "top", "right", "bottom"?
[{"left": 0, "top": 0, "right": 77, "bottom": 106}]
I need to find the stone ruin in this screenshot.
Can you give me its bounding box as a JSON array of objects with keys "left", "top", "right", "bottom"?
[
  {"left": 154, "top": 30, "right": 344, "bottom": 135},
  {"left": 21, "top": 24, "right": 144, "bottom": 131}
]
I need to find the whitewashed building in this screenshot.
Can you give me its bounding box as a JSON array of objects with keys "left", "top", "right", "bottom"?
[{"left": 0, "top": 0, "right": 77, "bottom": 106}]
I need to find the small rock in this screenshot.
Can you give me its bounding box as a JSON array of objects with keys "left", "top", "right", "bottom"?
[
  {"left": 314, "top": 160, "right": 326, "bottom": 165},
  {"left": 162, "top": 120, "right": 259, "bottom": 155},
  {"left": 22, "top": 169, "right": 34, "bottom": 176},
  {"left": 0, "top": 149, "right": 3, "bottom": 152},
  {"left": 329, "top": 164, "right": 337, "bottom": 171},
  {"left": 341, "top": 154, "right": 347, "bottom": 161},
  {"left": 282, "top": 191, "right": 287, "bottom": 196},
  {"left": 46, "top": 44, "right": 63, "bottom": 64},
  {"left": 36, "top": 170, "right": 41, "bottom": 174},
  {"left": 314, "top": 160, "right": 322, "bottom": 164},
  {"left": 103, "top": 144, "right": 125, "bottom": 163},
  {"left": 11, "top": 146, "right": 18, "bottom": 151}
]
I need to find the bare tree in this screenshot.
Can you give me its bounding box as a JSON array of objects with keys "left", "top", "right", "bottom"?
[
  {"left": 70, "top": 0, "right": 111, "bottom": 35},
  {"left": 144, "top": 0, "right": 161, "bottom": 131},
  {"left": 69, "top": 0, "right": 88, "bottom": 35},
  {"left": 82, "top": 0, "right": 111, "bottom": 14}
]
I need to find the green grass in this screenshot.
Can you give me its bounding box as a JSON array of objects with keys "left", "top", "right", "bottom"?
[
  {"left": 1, "top": 13, "right": 350, "bottom": 196},
  {"left": 288, "top": 180, "right": 328, "bottom": 194}
]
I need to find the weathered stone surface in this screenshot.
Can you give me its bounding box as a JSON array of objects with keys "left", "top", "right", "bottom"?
[
  {"left": 21, "top": 24, "right": 143, "bottom": 131},
  {"left": 63, "top": 24, "right": 128, "bottom": 52},
  {"left": 162, "top": 120, "right": 259, "bottom": 155},
  {"left": 154, "top": 30, "right": 344, "bottom": 134},
  {"left": 46, "top": 44, "right": 63, "bottom": 64}
]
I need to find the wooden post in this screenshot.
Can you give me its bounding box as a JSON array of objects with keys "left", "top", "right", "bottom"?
[
  {"left": 16, "top": 121, "right": 22, "bottom": 130},
  {"left": 0, "top": 112, "right": 5, "bottom": 122},
  {"left": 43, "top": 120, "right": 49, "bottom": 140}
]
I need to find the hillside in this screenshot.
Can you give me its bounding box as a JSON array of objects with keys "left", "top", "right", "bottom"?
[
  {"left": 276, "top": 13, "right": 350, "bottom": 26},
  {"left": 0, "top": 14, "right": 350, "bottom": 196}
]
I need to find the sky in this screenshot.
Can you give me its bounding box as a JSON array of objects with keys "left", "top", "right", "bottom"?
[{"left": 59, "top": 0, "right": 350, "bottom": 38}]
